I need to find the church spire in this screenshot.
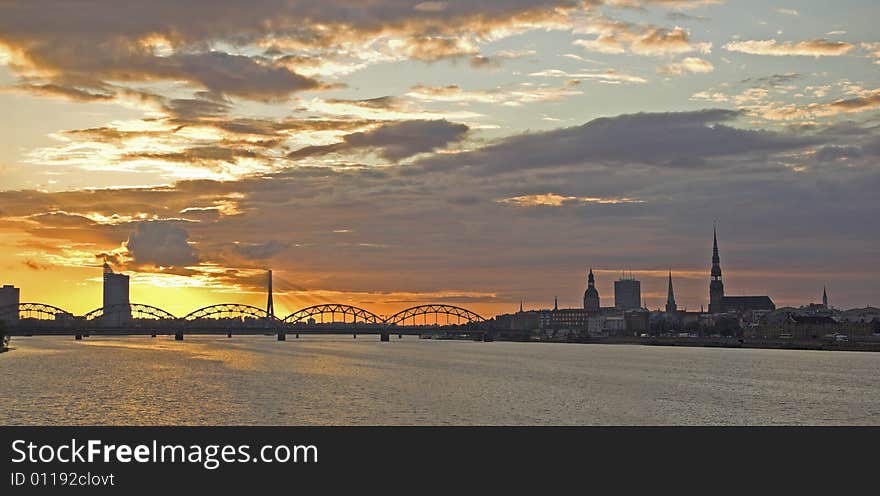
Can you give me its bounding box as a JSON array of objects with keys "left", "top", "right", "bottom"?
[
  {"left": 709, "top": 226, "right": 725, "bottom": 313},
  {"left": 822, "top": 286, "right": 828, "bottom": 309},
  {"left": 666, "top": 271, "right": 677, "bottom": 313},
  {"left": 711, "top": 226, "right": 722, "bottom": 278}
]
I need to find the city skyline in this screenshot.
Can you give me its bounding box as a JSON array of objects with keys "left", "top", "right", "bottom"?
[
  {"left": 0, "top": 1, "right": 878, "bottom": 316},
  {"left": 0, "top": 227, "right": 865, "bottom": 318}
]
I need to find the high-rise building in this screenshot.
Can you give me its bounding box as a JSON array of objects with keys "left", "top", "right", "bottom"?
[
  {"left": 614, "top": 274, "right": 641, "bottom": 310},
  {"left": 103, "top": 263, "right": 130, "bottom": 324},
  {"left": 583, "top": 269, "right": 600, "bottom": 311},
  {"left": 1, "top": 285, "right": 20, "bottom": 322},
  {"left": 666, "top": 272, "right": 677, "bottom": 314}
]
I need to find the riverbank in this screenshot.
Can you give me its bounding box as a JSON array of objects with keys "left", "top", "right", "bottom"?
[{"left": 507, "top": 335, "right": 880, "bottom": 352}]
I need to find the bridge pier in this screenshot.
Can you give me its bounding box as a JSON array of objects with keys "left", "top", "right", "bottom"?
[
  {"left": 227, "top": 331, "right": 232, "bottom": 338},
  {"left": 151, "top": 332, "right": 156, "bottom": 338},
  {"left": 380, "top": 332, "right": 390, "bottom": 342},
  {"left": 399, "top": 334, "right": 402, "bottom": 339},
  {"left": 75, "top": 333, "right": 82, "bottom": 340},
  {"left": 353, "top": 333, "right": 357, "bottom": 339},
  {"left": 295, "top": 333, "right": 300, "bottom": 339},
  {"left": 175, "top": 331, "right": 184, "bottom": 341}
]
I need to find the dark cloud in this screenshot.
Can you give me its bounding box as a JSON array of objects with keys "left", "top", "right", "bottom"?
[
  {"left": 740, "top": 73, "right": 802, "bottom": 88},
  {"left": 124, "top": 221, "right": 199, "bottom": 267},
  {"left": 415, "top": 109, "right": 813, "bottom": 174},
  {"left": 164, "top": 96, "right": 232, "bottom": 119},
  {"left": 288, "top": 119, "right": 469, "bottom": 162},
  {"left": 13, "top": 82, "right": 115, "bottom": 101}
]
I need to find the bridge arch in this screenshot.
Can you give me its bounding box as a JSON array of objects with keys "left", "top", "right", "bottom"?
[
  {"left": 384, "top": 305, "right": 485, "bottom": 327},
  {"left": 284, "top": 304, "right": 383, "bottom": 325},
  {"left": 0, "top": 302, "right": 75, "bottom": 322},
  {"left": 183, "top": 304, "right": 277, "bottom": 328},
  {"left": 83, "top": 303, "right": 177, "bottom": 322}
]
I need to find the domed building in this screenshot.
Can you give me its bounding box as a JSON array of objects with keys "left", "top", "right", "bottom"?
[{"left": 583, "top": 268, "right": 600, "bottom": 311}]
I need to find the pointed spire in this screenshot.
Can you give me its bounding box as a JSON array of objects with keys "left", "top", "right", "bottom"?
[
  {"left": 666, "top": 270, "right": 677, "bottom": 313},
  {"left": 822, "top": 286, "right": 828, "bottom": 308},
  {"left": 554, "top": 296, "right": 558, "bottom": 311},
  {"left": 588, "top": 268, "right": 595, "bottom": 288},
  {"left": 711, "top": 226, "right": 722, "bottom": 279},
  {"left": 519, "top": 300, "right": 524, "bottom": 313},
  {"left": 266, "top": 269, "right": 274, "bottom": 318}
]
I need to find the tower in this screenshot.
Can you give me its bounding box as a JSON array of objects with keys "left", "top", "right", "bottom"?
[
  {"left": 666, "top": 271, "right": 677, "bottom": 314},
  {"left": 709, "top": 227, "right": 725, "bottom": 313},
  {"left": 822, "top": 286, "right": 828, "bottom": 309},
  {"left": 554, "top": 296, "right": 558, "bottom": 311},
  {"left": 614, "top": 273, "right": 641, "bottom": 310},
  {"left": 102, "top": 262, "right": 130, "bottom": 324},
  {"left": 266, "top": 269, "right": 275, "bottom": 318},
  {"left": 583, "top": 268, "right": 600, "bottom": 311}
]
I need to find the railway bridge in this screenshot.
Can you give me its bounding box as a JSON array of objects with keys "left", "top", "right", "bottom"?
[{"left": 0, "top": 302, "right": 493, "bottom": 342}]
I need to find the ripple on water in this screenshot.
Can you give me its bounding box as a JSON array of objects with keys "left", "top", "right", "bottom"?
[{"left": 1, "top": 336, "right": 879, "bottom": 425}]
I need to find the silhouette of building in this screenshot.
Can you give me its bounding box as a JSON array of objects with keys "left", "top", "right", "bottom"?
[
  {"left": 583, "top": 269, "right": 600, "bottom": 311},
  {"left": 614, "top": 273, "right": 641, "bottom": 310},
  {"left": 666, "top": 271, "right": 677, "bottom": 314},
  {"left": 1, "top": 285, "right": 20, "bottom": 322},
  {"left": 708, "top": 228, "right": 775, "bottom": 314},
  {"left": 822, "top": 286, "right": 829, "bottom": 309},
  {"left": 103, "top": 263, "right": 130, "bottom": 324}
]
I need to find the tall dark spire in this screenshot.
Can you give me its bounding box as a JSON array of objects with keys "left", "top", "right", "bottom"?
[
  {"left": 266, "top": 269, "right": 274, "bottom": 318},
  {"left": 822, "top": 286, "right": 828, "bottom": 309},
  {"left": 554, "top": 296, "right": 558, "bottom": 311},
  {"left": 588, "top": 268, "right": 595, "bottom": 288},
  {"left": 711, "top": 226, "right": 722, "bottom": 278},
  {"left": 666, "top": 271, "right": 677, "bottom": 313},
  {"left": 709, "top": 226, "right": 725, "bottom": 313}
]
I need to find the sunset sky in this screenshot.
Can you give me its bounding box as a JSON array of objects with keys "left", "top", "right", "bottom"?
[{"left": 0, "top": 1, "right": 878, "bottom": 318}]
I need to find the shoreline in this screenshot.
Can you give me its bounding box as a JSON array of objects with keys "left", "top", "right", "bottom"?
[
  {"left": 3, "top": 334, "right": 879, "bottom": 353},
  {"left": 492, "top": 336, "right": 880, "bottom": 352}
]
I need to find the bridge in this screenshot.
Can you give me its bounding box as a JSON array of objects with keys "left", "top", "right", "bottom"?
[{"left": 0, "top": 302, "right": 493, "bottom": 342}]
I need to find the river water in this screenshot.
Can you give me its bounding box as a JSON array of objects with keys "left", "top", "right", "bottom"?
[{"left": 1, "top": 336, "right": 878, "bottom": 425}]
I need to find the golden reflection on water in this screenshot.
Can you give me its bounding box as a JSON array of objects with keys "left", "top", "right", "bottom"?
[
  {"left": 74, "top": 336, "right": 373, "bottom": 379},
  {"left": 3, "top": 336, "right": 880, "bottom": 426}
]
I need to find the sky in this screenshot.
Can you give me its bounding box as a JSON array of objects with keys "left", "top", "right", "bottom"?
[{"left": 0, "top": 0, "right": 878, "bottom": 318}]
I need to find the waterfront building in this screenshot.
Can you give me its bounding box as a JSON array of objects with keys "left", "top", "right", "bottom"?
[
  {"left": 583, "top": 269, "right": 600, "bottom": 311},
  {"left": 1, "top": 284, "right": 20, "bottom": 309},
  {"left": 708, "top": 228, "right": 775, "bottom": 314},
  {"left": 103, "top": 262, "right": 131, "bottom": 324},
  {"left": 0, "top": 284, "right": 20, "bottom": 322},
  {"left": 614, "top": 274, "right": 641, "bottom": 310}
]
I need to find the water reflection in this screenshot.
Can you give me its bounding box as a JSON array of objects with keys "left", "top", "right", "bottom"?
[{"left": 1, "top": 336, "right": 878, "bottom": 425}]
